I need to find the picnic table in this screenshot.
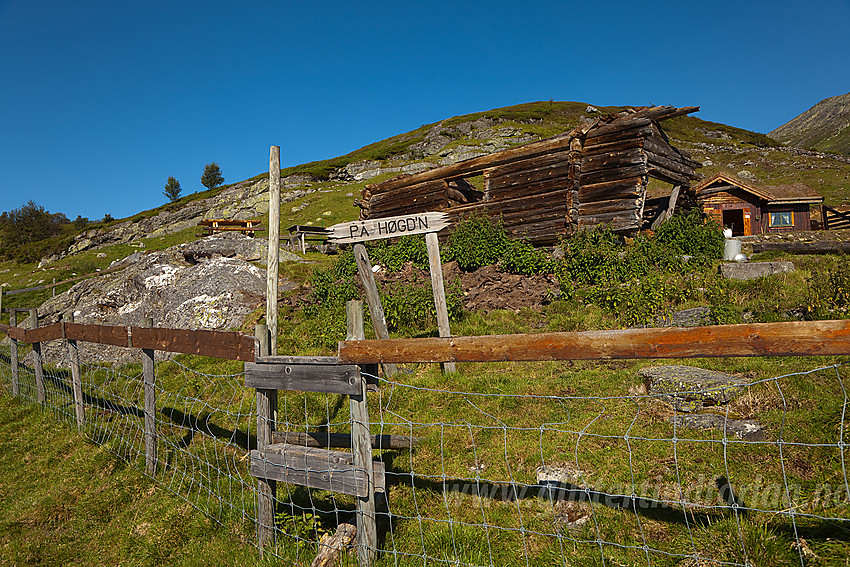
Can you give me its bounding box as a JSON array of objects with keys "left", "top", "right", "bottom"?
[
  {"left": 197, "top": 219, "right": 265, "bottom": 238},
  {"left": 288, "top": 225, "right": 330, "bottom": 253}
]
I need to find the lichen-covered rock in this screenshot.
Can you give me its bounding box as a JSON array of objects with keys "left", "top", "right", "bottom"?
[
  {"left": 640, "top": 365, "right": 749, "bottom": 412},
  {"left": 31, "top": 233, "right": 301, "bottom": 366},
  {"left": 670, "top": 414, "right": 766, "bottom": 441}
]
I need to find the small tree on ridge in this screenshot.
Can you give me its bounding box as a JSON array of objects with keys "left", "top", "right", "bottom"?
[
  {"left": 201, "top": 162, "right": 224, "bottom": 191},
  {"left": 163, "top": 176, "right": 182, "bottom": 202}
]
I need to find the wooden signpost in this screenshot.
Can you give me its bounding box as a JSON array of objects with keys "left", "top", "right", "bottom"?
[{"left": 328, "top": 212, "right": 456, "bottom": 373}]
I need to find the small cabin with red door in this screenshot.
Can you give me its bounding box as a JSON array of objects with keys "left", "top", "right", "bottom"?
[{"left": 693, "top": 172, "right": 823, "bottom": 236}]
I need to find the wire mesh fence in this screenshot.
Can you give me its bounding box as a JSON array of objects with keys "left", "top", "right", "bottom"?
[{"left": 1, "top": 337, "right": 849, "bottom": 566}]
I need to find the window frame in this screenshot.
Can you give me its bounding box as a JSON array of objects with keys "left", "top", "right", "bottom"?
[{"left": 769, "top": 210, "right": 794, "bottom": 228}]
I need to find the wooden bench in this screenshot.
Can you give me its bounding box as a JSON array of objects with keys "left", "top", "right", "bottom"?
[
  {"left": 197, "top": 218, "right": 265, "bottom": 238},
  {"left": 287, "top": 224, "right": 330, "bottom": 252}
]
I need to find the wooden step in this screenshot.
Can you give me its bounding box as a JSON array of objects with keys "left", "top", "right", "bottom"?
[
  {"left": 249, "top": 443, "right": 385, "bottom": 498},
  {"left": 271, "top": 430, "right": 421, "bottom": 450}
]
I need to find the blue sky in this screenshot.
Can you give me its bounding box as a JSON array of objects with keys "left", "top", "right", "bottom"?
[{"left": 1, "top": 0, "right": 848, "bottom": 221}]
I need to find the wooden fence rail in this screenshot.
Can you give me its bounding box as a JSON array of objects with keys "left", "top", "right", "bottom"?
[
  {"left": 0, "top": 321, "right": 254, "bottom": 361},
  {"left": 337, "top": 319, "right": 850, "bottom": 364}
]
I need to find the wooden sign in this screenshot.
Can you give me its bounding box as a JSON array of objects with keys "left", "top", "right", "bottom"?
[{"left": 328, "top": 212, "right": 448, "bottom": 244}]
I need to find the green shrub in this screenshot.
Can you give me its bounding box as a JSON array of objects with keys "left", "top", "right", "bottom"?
[
  {"left": 442, "top": 215, "right": 510, "bottom": 271},
  {"left": 367, "top": 235, "right": 429, "bottom": 271},
  {"left": 380, "top": 279, "right": 463, "bottom": 333},
  {"left": 500, "top": 238, "right": 552, "bottom": 275},
  {"left": 654, "top": 209, "right": 724, "bottom": 264}
]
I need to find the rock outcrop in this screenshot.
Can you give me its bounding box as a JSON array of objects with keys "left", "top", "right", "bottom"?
[{"left": 33, "top": 233, "right": 299, "bottom": 366}]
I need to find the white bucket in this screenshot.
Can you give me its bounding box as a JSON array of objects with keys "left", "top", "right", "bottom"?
[{"left": 723, "top": 239, "right": 741, "bottom": 261}]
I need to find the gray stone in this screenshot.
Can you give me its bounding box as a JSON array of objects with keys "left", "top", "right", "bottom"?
[
  {"left": 670, "top": 414, "right": 766, "bottom": 441},
  {"left": 654, "top": 306, "right": 712, "bottom": 328},
  {"left": 737, "top": 169, "right": 758, "bottom": 182},
  {"left": 641, "top": 365, "right": 749, "bottom": 412},
  {"left": 719, "top": 261, "right": 794, "bottom": 280}
]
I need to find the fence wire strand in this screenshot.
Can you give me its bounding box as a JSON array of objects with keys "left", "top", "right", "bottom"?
[{"left": 1, "top": 337, "right": 849, "bottom": 566}]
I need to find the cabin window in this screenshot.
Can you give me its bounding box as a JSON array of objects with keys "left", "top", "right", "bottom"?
[{"left": 769, "top": 211, "right": 793, "bottom": 228}]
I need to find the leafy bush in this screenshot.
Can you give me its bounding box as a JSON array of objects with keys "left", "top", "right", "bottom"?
[
  {"left": 654, "top": 209, "right": 724, "bottom": 264},
  {"left": 500, "top": 238, "right": 552, "bottom": 275},
  {"left": 380, "top": 279, "right": 463, "bottom": 333},
  {"left": 367, "top": 235, "right": 429, "bottom": 271},
  {"left": 442, "top": 215, "right": 510, "bottom": 271}
]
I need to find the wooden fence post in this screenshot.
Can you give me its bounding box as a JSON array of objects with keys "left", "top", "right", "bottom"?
[
  {"left": 352, "top": 244, "right": 397, "bottom": 378},
  {"left": 65, "top": 313, "right": 84, "bottom": 428},
  {"left": 346, "top": 300, "right": 377, "bottom": 566},
  {"left": 255, "top": 323, "right": 277, "bottom": 552},
  {"left": 267, "top": 146, "right": 281, "bottom": 357},
  {"left": 141, "top": 317, "right": 157, "bottom": 476},
  {"left": 425, "top": 232, "right": 456, "bottom": 374},
  {"left": 30, "top": 308, "right": 45, "bottom": 404},
  {"left": 10, "top": 310, "right": 19, "bottom": 396}
]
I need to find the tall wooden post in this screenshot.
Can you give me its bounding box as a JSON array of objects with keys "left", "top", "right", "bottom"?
[
  {"left": 65, "top": 313, "right": 84, "bottom": 428},
  {"left": 255, "top": 323, "right": 277, "bottom": 552},
  {"left": 267, "top": 146, "right": 281, "bottom": 356},
  {"left": 346, "top": 300, "right": 377, "bottom": 566},
  {"left": 352, "top": 244, "right": 396, "bottom": 378},
  {"left": 141, "top": 317, "right": 157, "bottom": 476},
  {"left": 425, "top": 232, "right": 456, "bottom": 374},
  {"left": 30, "top": 308, "right": 45, "bottom": 404},
  {"left": 10, "top": 310, "right": 19, "bottom": 396}
]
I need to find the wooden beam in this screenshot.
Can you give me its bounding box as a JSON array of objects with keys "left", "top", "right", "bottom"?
[
  {"left": 337, "top": 320, "right": 850, "bottom": 364},
  {"left": 367, "top": 133, "right": 576, "bottom": 193},
  {"left": 271, "top": 431, "right": 422, "bottom": 450},
  {"left": 245, "top": 361, "right": 361, "bottom": 395}
]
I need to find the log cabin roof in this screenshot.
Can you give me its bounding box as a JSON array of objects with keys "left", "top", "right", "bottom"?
[
  {"left": 361, "top": 105, "right": 701, "bottom": 243},
  {"left": 694, "top": 172, "right": 822, "bottom": 205}
]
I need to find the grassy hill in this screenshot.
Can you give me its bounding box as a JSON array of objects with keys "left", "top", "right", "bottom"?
[{"left": 769, "top": 92, "right": 850, "bottom": 156}]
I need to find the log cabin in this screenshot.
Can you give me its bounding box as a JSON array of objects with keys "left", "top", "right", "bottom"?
[
  {"left": 358, "top": 106, "right": 702, "bottom": 245},
  {"left": 693, "top": 172, "right": 823, "bottom": 236}
]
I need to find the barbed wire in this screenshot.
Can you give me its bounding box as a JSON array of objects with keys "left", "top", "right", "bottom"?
[{"left": 1, "top": 340, "right": 849, "bottom": 566}]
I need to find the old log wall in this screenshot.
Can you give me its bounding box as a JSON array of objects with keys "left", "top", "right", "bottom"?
[{"left": 361, "top": 106, "right": 700, "bottom": 244}]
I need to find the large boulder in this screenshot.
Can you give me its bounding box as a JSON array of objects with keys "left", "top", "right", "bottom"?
[
  {"left": 32, "top": 234, "right": 300, "bottom": 366},
  {"left": 719, "top": 261, "right": 794, "bottom": 280}
]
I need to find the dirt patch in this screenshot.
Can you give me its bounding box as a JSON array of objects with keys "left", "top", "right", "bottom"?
[{"left": 377, "top": 261, "right": 560, "bottom": 313}]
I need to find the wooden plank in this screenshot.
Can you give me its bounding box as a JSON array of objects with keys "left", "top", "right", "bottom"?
[
  {"left": 271, "top": 431, "right": 421, "bottom": 450},
  {"left": 426, "top": 232, "right": 456, "bottom": 374},
  {"left": 578, "top": 197, "right": 643, "bottom": 216},
  {"left": 23, "top": 322, "right": 63, "bottom": 343},
  {"left": 29, "top": 309, "right": 45, "bottom": 405},
  {"left": 249, "top": 446, "right": 385, "bottom": 498},
  {"left": 329, "top": 212, "right": 448, "bottom": 244},
  {"left": 254, "top": 323, "right": 276, "bottom": 550},
  {"left": 579, "top": 178, "right": 645, "bottom": 203},
  {"left": 338, "top": 320, "right": 850, "bottom": 364},
  {"left": 130, "top": 327, "right": 255, "bottom": 361},
  {"left": 580, "top": 164, "right": 648, "bottom": 186},
  {"left": 486, "top": 151, "right": 570, "bottom": 179},
  {"left": 582, "top": 124, "right": 654, "bottom": 148},
  {"left": 752, "top": 241, "right": 850, "bottom": 254},
  {"left": 581, "top": 148, "right": 646, "bottom": 172},
  {"left": 585, "top": 117, "right": 652, "bottom": 139},
  {"left": 367, "top": 133, "right": 576, "bottom": 193},
  {"left": 354, "top": 244, "right": 397, "bottom": 378},
  {"left": 245, "top": 362, "right": 360, "bottom": 395},
  {"left": 256, "top": 355, "right": 340, "bottom": 365},
  {"left": 65, "top": 323, "right": 129, "bottom": 347},
  {"left": 141, "top": 318, "right": 157, "bottom": 476},
  {"left": 9, "top": 311, "right": 19, "bottom": 396},
  {"left": 578, "top": 137, "right": 644, "bottom": 156},
  {"left": 644, "top": 149, "right": 697, "bottom": 178},
  {"left": 65, "top": 314, "right": 85, "bottom": 429}
]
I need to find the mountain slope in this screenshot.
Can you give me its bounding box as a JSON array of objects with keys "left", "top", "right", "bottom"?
[{"left": 769, "top": 92, "right": 850, "bottom": 155}]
